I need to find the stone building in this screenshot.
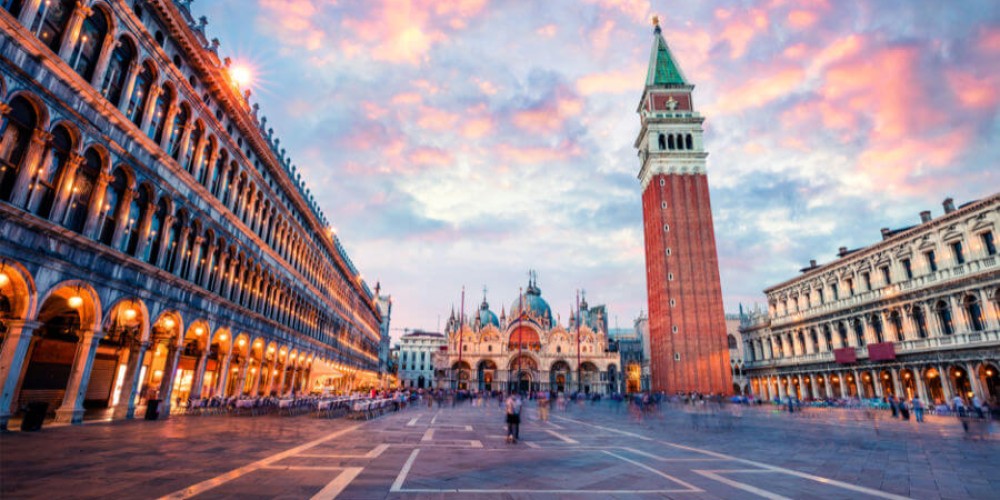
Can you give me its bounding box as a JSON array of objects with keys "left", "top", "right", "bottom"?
[
  {"left": 610, "top": 313, "right": 649, "bottom": 394},
  {"left": 398, "top": 331, "right": 445, "bottom": 390},
  {"left": 441, "top": 276, "right": 620, "bottom": 394},
  {"left": 0, "top": 0, "right": 380, "bottom": 430},
  {"left": 740, "top": 195, "right": 1000, "bottom": 406},
  {"left": 635, "top": 19, "right": 731, "bottom": 395}
]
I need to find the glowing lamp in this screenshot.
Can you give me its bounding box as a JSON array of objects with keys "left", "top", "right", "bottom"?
[
  {"left": 195, "top": 327, "right": 204, "bottom": 336},
  {"left": 123, "top": 308, "right": 137, "bottom": 321},
  {"left": 988, "top": 370, "right": 994, "bottom": 376},
  {"left": 164, "top": 318, "right": 176, "bottom": 329},
  {"left": 0, "top": 272, "right": 9, "bottom": 287},
  {"left": 238, "top": 338, "right": 246, "bottom": 346},
  {"left": 67, "top": 295, "right": 83, "bottom": 309},
  {"left": 220, "top": 334, "right": 227, "bottom": 341}
]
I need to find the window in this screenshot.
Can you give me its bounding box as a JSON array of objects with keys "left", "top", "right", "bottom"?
[
  {"left": 817, "top": 289, "right": 824, "bottom": 304},
  {"left": 861, "top": 272, "right": 871, "bottom": 291},
  {"left": 63, "top": 148, "right": 101, "bottom": 233},
  {"left": 37, "top": 0, "right": 74, "bottom": 52},
  {"left": 666, "top": 248, "right": 672, "bottom": 256},
  {"left": 846, "top": 278, "right": 854, "bottom": 296},
  {"left": 925, "top": 250, "right": 937, "bottom": 272},
  {"left": 983, "top": 231, "right": 997, "bottom": 256},
  {"left": 98, "top": 169, "right": 128, "bottom": 245},
  {"left": 127, "top": 63, "right": 155, "bottom": 125},
  {"left": 0, "top": 96, "right": 37, "bottom": 201},
  {"left": 72, "top": 9, "right": 109, "bottom": 81},
  {"left": 668, "top": 273, "right": 674, "bottom": 281},
  {"left": 669, "top": 299, "right": 676, "bottom": 307},
  {"left": 880, "top": 266, "right": 891, "bottom": 286},
  {"left": 674, "top": 352, "right": 681, "bottom": 361},
  {"left": 663, "top": 224, "right": 669, "bottom": 232},
  {"left": 831, "top": 284, "right": 839, "bottom": 301},
  {"left": 951, "top": 241, "right": 964, "bottom": 265},
  {"left": 659, "top": 178, "right": 665, "bottom": 187},
  {"left": 853, "top": 319, "right": 865, "bottom": 346},
  {"left": 935, "top": 300, "right": 953, "bottom": 335},
  {"left": 658, "top": 133, "right": 666, "bottom": 150},
  {"left": 26, "top": 125, "right": 72, "bottom": 218},
  {"left": 965, "top": 296, "right": 985, "bottom": 332},
  {"left": 671, "top": 325, "right": 678, "bottom": 333},
  {"left": 901, "top": 258, "right": 913, "bottom": 280}
]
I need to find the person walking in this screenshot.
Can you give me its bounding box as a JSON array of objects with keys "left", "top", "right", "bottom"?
[
  {"left": 505, "top": 393, "right": 522, "bottom": 443},
  {"left": 912, "top": 396, "right": 924, "bottom": 422},
  {"left": 538, "top": 390, "right": 550, "bottom": 422}
]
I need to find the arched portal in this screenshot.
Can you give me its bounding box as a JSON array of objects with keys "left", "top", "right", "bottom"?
[
  {"left": 923, "top": 367, "right": 944, "bottom": 404},
  {"left": 899, "top": 368, "right": 917, "bottom": 400},
  {"left": 477, "top": 359, "right": 497, "bottom": 391},
  {"left": 979, "top": 363, "right": 1000, "bottom": 404}
]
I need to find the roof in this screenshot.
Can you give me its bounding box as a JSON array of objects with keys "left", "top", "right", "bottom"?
[{"left": 646, "top": 25, "right": 687, "bottom": 86}]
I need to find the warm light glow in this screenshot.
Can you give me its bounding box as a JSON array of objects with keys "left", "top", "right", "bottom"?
[
  {"left": 67, "top": 295, "right": 83, "bottom": 309},
  {"left": 164, "top": 317, "right": 176, "bottom": 329},
  {"left": 195, "top": 326, "right": 204, "bottom": 336},
  {"left": 123, "top": 308, "right": 137, "bottom": 321},
  {"left": 0, "top": 272, "right": 9, "bottom": 287},
  {"left": 220, "top": 333, "right": 227, "bottom": 341},
  {"left": 229, "top": 63, "right": 253, "bottom": 88},
  {"left": 988, "top": 370, "right": 994, "bottom": 376},
  {"left": 238, "top": 338, "right": 246, "bottom": 346}
]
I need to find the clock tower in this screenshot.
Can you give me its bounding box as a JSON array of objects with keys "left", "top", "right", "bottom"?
[{"left": 636, "top": 19, "right": 732, "bottom": 395}]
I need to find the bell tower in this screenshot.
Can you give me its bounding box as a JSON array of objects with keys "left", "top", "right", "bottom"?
[{"left": 636, "top": 18, "right": 731, "bottom": 395}]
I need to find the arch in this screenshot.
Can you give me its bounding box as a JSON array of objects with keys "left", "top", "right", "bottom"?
[
  {"left": 61, "top": 145, "right": 105, "bottom": 233},
  {"left": 963, "top": 294, "right": 985, "bottom": 332},
  {"left": 38, "top": 0, "right": 75, "bottom": 52},
  {"left": 685, "top": 133, "right": 693, "bottom": 150},
  {"left": 26, "top": 122, "right": 76, "bottom": 218},
  {"left": 100, "top": 35, "right": 136, "bottom": 106},
  {"left": 657, "top": 133, "right": 666, "bottom": 150},
  {"left": 151, "top": 310, "right": 184, "bottom": 347},
  {"left": 36, "top": 280, "right": 102, "bottom": 333},
  {"left": 101, "top": 296, "right": 150, "bottom": 343},
  {"left": 508, "top": 325, "right": 541, "bottom": 351},
  {"left": 126, "top": 60, "right": 157, "bottom": 125},
  {"left": 0, "top": 258, "right": 38, "bottom": 321},
  {"left": 667, "top": 134, "right": 675, "bottom": 150},
  {"left": 97, "top": 166, "right": 129, "bottom": 245},
  {"left": 71, "top": 6, "right": 111, "bottom": 81},
  {"left": 0, "top": 93, "right": 43, "bottom": 201}
]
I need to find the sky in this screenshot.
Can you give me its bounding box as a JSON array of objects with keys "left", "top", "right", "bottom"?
[{"left": 193, "top": 0, "right": 1000, "bottom": 339}]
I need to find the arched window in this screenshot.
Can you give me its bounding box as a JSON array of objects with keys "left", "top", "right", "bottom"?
[
  {"left": 62, "top": 148, "right": 101, "bottom": 233},
  {"left": 935, "top": 300, "right": 953, "bottom": 335},
  {"left": 210, "top": 150, "right": 227, "bottom": 196},
  {"left": 0, "top": 96, "right": 38, "bottom": 201},
  {"left": 685, "top": 134, "right": 693, "bottom": 150},
  {"left": 149, "top": 85, "right": 171, "bottom": 141},
  {"left": 912, "top": 306, "right": 928, "bottom": 339},
  {"left": 888, "top": 310, "right": 904, "bottom": 341},
  {"left": 870, "top": 313, "right": 884, "bottom": 343},
  {"left": 852, "top": 318, "right": 866, "bottom": 346},
  {"left": 667, "top": 134, "right": 675, "bottom": 150},
  {"left": 179, "top": 225, "right": 196, "bottom": 278},
  {"left": 163, "top": 216, "right": 181, "bottom": 271},
  {"left": 101, "top": 37, "right": 136, "bottom": 106},
  {"left": 3, "top": 1, "right": 25, "bottom": 18},
  {"left": 822, "top": 325, "right": 833, "bottom": 351},
  {"left": 194, "top": 233, "right": 211, "bottom": 285},
  {"left": 28, "top": 125, "right": 73, "bottom": 218},
  {"left": 36, "top": 0, "right": 74, "bottom": 52},
  {"left": 71, "top": 9, "right": 109, "bottom": 81},
  {"left": 657, "top": 133, "right": 666, "bottom": 150},
  {"left": 810, "top": 329, "right": 819, "bottom": 351},
  {"left": 145, "top": 197, "right": 169, "bottom": 264},
  {"left": 98, "top": 168, "right": 128, "bottom": 245},
  {"left": 123, "top": 185, "right": 150, "bottom": 255},
  {"left": 127, "top": 63, "right": 155, "bottom": 125},
  {"left": 727, "top": 334, "right": 737, "bottom": 349},
  {"left": 965, "top": 295, "right": 984, "bottom": 332},
  {"left": 167, "top": 103, "right": 188, "bottom": 158},
  {"left": 222, "top": 163, "right": 237, "bottom": 206},
  {"left": 197, "top": 139, "right": 213, "bottom": 185},
  {"left": 185, "top": 123, "right": 203, "bottom": 174}
]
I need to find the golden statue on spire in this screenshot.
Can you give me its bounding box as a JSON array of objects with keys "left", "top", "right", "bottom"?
[{"left": 652, "top": 15, "right": 660, "bottom": 26}]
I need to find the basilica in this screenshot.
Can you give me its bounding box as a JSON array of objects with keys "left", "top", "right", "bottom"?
[{"left": 440, "top": 276, "right": 620, "bottom": 395}]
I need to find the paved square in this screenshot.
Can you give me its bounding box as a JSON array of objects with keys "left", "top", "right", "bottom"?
[{"left": 2, "top": 401, "right": 998, "bottom": 499}]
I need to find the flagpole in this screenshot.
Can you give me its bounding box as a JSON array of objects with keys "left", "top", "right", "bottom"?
[
  {"left": 518, "top": 286, "right": 523, "bottom": 394},
  {"left": 576, "top": 289, "right": 581, "bottom": 393},
  {"left": 458, "top": 285, "right": 464, "bottom": 390}
]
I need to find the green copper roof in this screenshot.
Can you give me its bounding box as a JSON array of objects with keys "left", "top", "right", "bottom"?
[{"left": 646, "top": 27, "right": 687, "bottom": 86}]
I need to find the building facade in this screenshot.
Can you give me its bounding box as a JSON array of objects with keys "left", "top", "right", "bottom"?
[
  {"left": 635, "top": 19, "right": 731, "bottom": 394},
  {"left": 0, "top": 0, "right": 381, "bottom": 430},
  {"left": 398, "top": 331, "right": 445, "bottom": 390},
  {"left": 441, "top": 277, "right": 620, "bottom": 394},
  {"left": 376, "top": 289, "right": 392, "bottom": 387},
  {"left": 726, "top": 313, "right": 747, "bottom": 395},
  {"left": 740, "top": 195, "right": 1000, "bottom": 406},
  {"left": 610, "top": 313, "right": 650, "bottom": 394}
]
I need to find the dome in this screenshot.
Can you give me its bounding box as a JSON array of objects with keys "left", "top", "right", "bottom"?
[
  {"left": 477, "top": 298, "right": 500, "bottom": 328},
  {"left": 509, "top": 280, "right": 553, "bottom": 326}
]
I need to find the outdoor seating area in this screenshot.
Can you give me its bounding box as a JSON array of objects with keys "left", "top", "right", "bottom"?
[{"left": 177, "top": 395, "right": 408, "bottom": 420}]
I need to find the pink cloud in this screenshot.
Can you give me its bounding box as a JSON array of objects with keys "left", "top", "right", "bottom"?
[
  {"left": 978, "top": 26, "right": 1000, "bottom": 53},
  {"left": 857, "top": 127, "right": 974, "bottom": 191},
  {"left": 409, "top": 146, "right": 454, "bottom": 167},
  {"left": 947, "top": 70, "right": 999, "bottom": 110},
  {"left": 497, "top": 140, "right": 582, "bottom": 164},
  {"left": 716, "top": 7, "right": 770, "bottom": 59},
  {"left": 462, "top": 104, "right": 495, "bottom": 138},
  {"left": 786, "top": 10, "right": 817, "bottom": 29},
  {"left": 589, "top": 18, "right": 617, "bottom": 54},
  {"left": 259, "top": 0, "right": 326, "bottom": 50},
  {"left": 511, "top": 89, "right": 583, "bottom": 133},
  {"left": 576, "top": 65, "right": 644, "bottom": 95},
  {"left": 712, "top": 66, "right": 804, "bottom": 114},
  {"left": 416, "top": 105, "right": 460, "bottom": 131},
  {"left": 391, "top": 92, "right": 423, "bottom": 105},
  {"left": 536, "top": 24, "right": 557, "bottom": 38},
  {"left": 584, "top": 0, "right": 650, "bottom": 23}
]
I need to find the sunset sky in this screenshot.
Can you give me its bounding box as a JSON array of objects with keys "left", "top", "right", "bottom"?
[{"left": 194, "top": 0, "right": 1000, "bottom": 337}]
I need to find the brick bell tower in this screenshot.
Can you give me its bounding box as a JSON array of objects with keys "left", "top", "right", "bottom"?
[{"left": 636, "top": 18, "right": 731, "bottom": 395}]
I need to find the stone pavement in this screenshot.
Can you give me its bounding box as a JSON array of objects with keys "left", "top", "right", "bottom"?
[{"left": 1, "top": 400, "right": 998, "bottom": 499}]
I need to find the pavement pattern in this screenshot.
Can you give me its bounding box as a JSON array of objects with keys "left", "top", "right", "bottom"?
[{"left": 1, "top": 400, "right": 998, "bottom": 499}]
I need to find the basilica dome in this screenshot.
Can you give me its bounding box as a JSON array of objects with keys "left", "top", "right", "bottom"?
[
  {"left": 476, "top": 298, "right": 500, "bottom": 328},
  {"left": 509, "top": 280, "right": 553, "bottom": 326}
]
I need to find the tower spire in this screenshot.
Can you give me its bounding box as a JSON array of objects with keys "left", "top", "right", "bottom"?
[{"left": 645, "top": 15, "right": 687, "bottom": 87}]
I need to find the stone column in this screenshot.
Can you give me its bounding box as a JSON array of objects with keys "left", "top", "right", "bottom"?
[
  {"left": 890, "top": 368, "right": 902, "bottom": 397},
  {"left": 138, "top": 85, "right": 163, "bottom": 137},
  {"left": 131, "top": 201, "right": 155, "bottom": 259},
  {"left": 186, "top": 236, "right": 204, "bottom": 282},
  {"left": 47, "top": 152, "right": 84, "bottom": 223},
  {"left": 938, "top": 365, "right": 953, "bottom": 402},
  {"left": 81, "top": 172, "right": 113, "bottom": 239},
  {"left": 200, "top": 148, "right": 219, "bottom": 188},
  {"left": 158, "top": 103, "right": 179, "bottom": 150},
  {"left": 10, "top": 129, "right": 52, "bottom": 209},
  {"left": 287, "top": 365, "right": 300, "bottom": 397},
  {"left": 55, "top": 330, "right": 104, "bottom": 424},
  {"left": 810, "top": 375, "right": 819, "bottom": 400},
  {"left": 852, "top": 370, "right": 863, "bottom": 398},
  {"left": 117, "top": 62, "right": 140, "bottom": 115},
  {"left": 171, "top": 227, "right": 191, "bottom": 275},
  {"left": 276, "top": 358, "right": 289, "bottom": 396},
  {"left": 872, "top": 370, "right": 884, "bottom": 398},
  {"left": 966, "top": 362, "right": 983, "bottom": 399},
  {"left": 156, "top": 345, "right": 181, "bottom": 419},
  {"left": 200, "top": 241, "right": 217, "bottom": 289},
  {"left": 776, "top": 377, "right": 786, "bottom": 400},
  {"left": 214, "top": 346, "right": 232, "bottom": 397},
  {"left": 235, "top": 356, "right": 249, "bottom": 396},
  {"left": 838, "top": 373, "right": 847, "bottom": 398},
  {"left": 189, "top": 349, "right": 210, "bottom": 400},
  {"left": 187, "top": 134, "right": 207, "bottom": 179},
  {"left": 108, "top": 188, "right": 136, "bottom": 250},
  {"left": 57, "top": 2, "right": 92, "bottom": 61},
  {"left": 152, "top": 214, "right": 175, "bottom": 269},
  {"left": 18, "top": 0, "right": 43, "bottom": 28},
  {"left": 0, "top": 320, "right": 40, "bottom": 431},
  {"left": 113, "top": 341, "right": 149, "bottom": 420},
  {"left": 89, "top": 33, "right": 116, "bottom": 88},
  {"left": 250, "top": 360, "right": 263, "bottom": 396},
  {"left": 174, "top": 124, "right": 193, "bottom": 166},
  {"left": 915, "top": 367, "right": 930, "bottom": 403}
]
